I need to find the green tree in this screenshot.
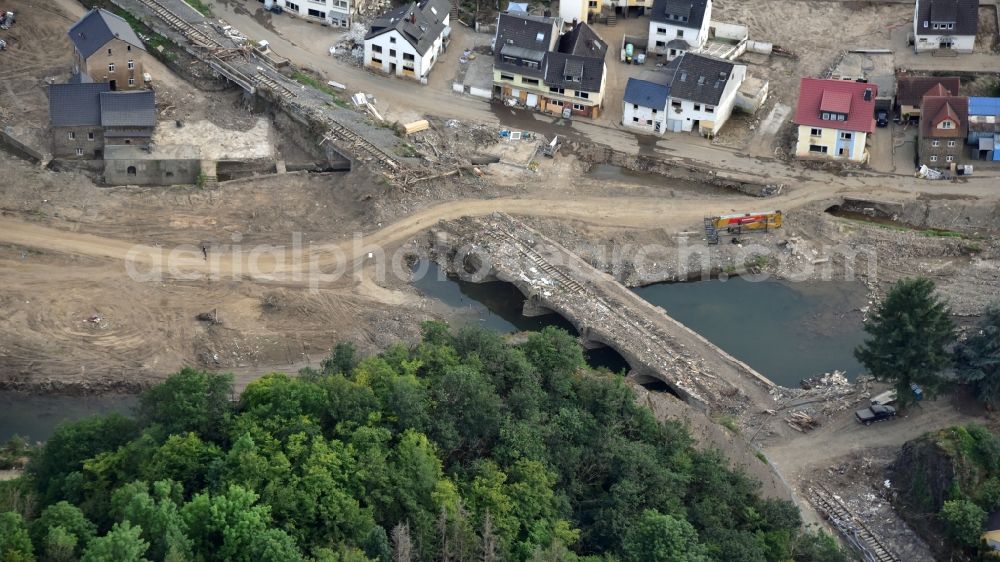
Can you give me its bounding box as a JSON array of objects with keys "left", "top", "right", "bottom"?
[
  {"left": 791, "top": 529, "right": 848, "bottom": 562},
  {"left": 181, "top": 484, "right": 302, "bottom": 562},
  {"left": 80, "top": 522, "right": 149, "bottom": 562},
  {"left": 322, "top": 342, "right": 360, "bottom": 376},
  {"left": 30, "top": 501, "right": 96, "bottom": 558},
  {"left": 41, "top": 526, "right": 77, "bottom": 562},
  {"left": 139, "top": 368, "right": 233, "bottom": 442},
  {"left": 622, "top": 510, "right": 708, "bottom": 562},
  {"left": 855, "top": 278, "right": 956, "bottom": 403},
  {"left": 0, "top": 511, "right": 35, "bottom": 562},
  {"left": 141, "top": 433, "right": 222, "bottom": 494},
  {"left": 955, "top": 303, "right": 1000, "bottom": 406},
  {"left": 28, "top": 414, "right": 138, "bottom": 504},
  {"left": 940, "top": 499, "right": 987, "bottom": 548},
  {"left": 110, "top": 480, "right": 192, "bottom": 562}
]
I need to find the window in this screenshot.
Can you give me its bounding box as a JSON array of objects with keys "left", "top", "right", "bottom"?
[
  {"left": 947, "top": 140, "right": 956, "bottom": 147},
  {"left": 575, "top": 91, "right": 589, "bottom": 99},
  {"left": 946, "top": 155, "right": 954, "bottom": 162},
  {"left": 550, "top": 86, "right": 565, "bottom": 94},
  {"left": 127, "top": 166, "right": 137, "bottom": 176},
  {"left": 525, "top": 61, "right": 539, "bottom": 69},
  {"left": 403, "top": 53, "right": 414, "bottom": 61},
  {"left": 68, "top": 132, "right": 76, "bottom": 140},
  {"left": 652, "top": 108, "right": 657, "bottom": 114},
  {"left": 128, "top": 60, "right": 135, "bottom": 70},
  {"left": 76, "top": 148, "right": 84, "bottom": 156},
  {"left": 655, "top": 40, "right": 665, "bottom": 48},
  {"left": 522, "top": 78, "right": 539, "bottom": 86},
  {"left": 107, "top": 48, "right": 112, "bottom": 55},
  {"left": 308, "top": 9, "right": 326, "bottom": 18},
  {"left": 923, "top": 21, "right": 928, "bottom": 28},
  {"left": 656, "top": 27, "right": 666, "bottom": 34},
  {"left": 693, "top": 103, "right": 701, "bottom": 111},
  {"left": 127, "top": 45, "right": 131, "bottom": 52},
  {"left": 677, "top": 30, "right": 684, "bottom": 38},
  {"left": 939, "top": 120, "right": 954, "bottom": 129},
  {"left": 929, "top": 155, "right": 938, "bottom": 162},
  {"left": 550, "top": 100, "right": 563, "bottom": 106},
  {"left": 128, "top": 78, "right": 135, "bottom": 86},
  {"left": 931, "top": 140, "right": 940, "bottom": 147},
  {"left": 646, "top": 119, "right": 652, "bottom": 125},
  {"left": 810, "top": 128, "right": 822, "bottom": 136},
  {"left": 809, "top": 144, "right": 828, "bottom": 154},
  {"left": 821, "top": 112, "right": 829, "bottom": 120},
  {"left": 87, "top": 132, "right": 94, "bottom": 141},
  {"left": 499, "top": 73, "right": 514, "bottom": 81},
  {"left": 671, "top": 100, "right": 682, "bottom": 109},
  {"left": 633, "top": 116, "right": 640, "bottom": 122},
  {"left": 286, "top": 2, "right": 300, "bottom": 10},
  {"left": 108, "top": 63, "right": 116, "bottom": 72},
  {"left": 633, "top": 104, "right": 639, "bottom": 110},
  {"left": 572, "top": 103, "right": 584, "bottom": 111},
  {"left": 589, "top": 0, "right": 598, "bottom": 6},
  {"left": 389, "top": 49, "right": 396, "bottom": 57},
  {"left": 390, "top": 36, "right": 396, "bottom": 43},
  {"left": 705, "top": 106, "right": 714, "bottom": 113},
  {"left": 372, "top": 57, "right": 382, "bottom": 64},
  {"left": 840, "top": 132, "right": 852, "bottom": 140},
  {"left": 372, "top": 45, "right": 383, "bottom": 53},
  {"left": 565, "top": 74, "right": 579, "bottom": 82}
]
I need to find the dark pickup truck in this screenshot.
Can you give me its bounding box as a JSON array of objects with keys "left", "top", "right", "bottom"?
[{"left": 855, "top": 404, "right": 896, "bottom": 425}]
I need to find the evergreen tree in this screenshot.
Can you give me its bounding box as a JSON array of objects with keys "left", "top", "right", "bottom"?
[
  {"left": 855, "top": 277, "right": 956, "bottom": 403},
  {"left": 955, "top": 302, "right": 1000, "bottom": 406}
]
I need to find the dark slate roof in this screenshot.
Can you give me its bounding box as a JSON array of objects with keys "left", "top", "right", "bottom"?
[
  {"left": 494, "top": 12, "right": 557, "bottom": 79},
  {"left": 365, "top": 0, "right": 450, "bottom": 56},
  {"left": 49, "top": 82, "right": 111, "bottom": 127},
  {"left": 624, "top": 77, "right": 670, "bottom": 108},
  {"left": 650, "top": 0, "right": 709, "bottom": 29},
  {"left": 100, "top": 90, "right": 156, "bottom": 128},
  {"left": 68, "top": 8, "right": 145, "bottom": 59},
  {"left": 896, "top": 76, "right": 961, "bottom": 107},
  {"left": 914, "top": 0, "right": 978, "bottom": 36},
  {"left": 663, "top": 53, "right": 735, "bottom": 106},
  {"left": 544, "top": 23, "right": 606, "bottom": 91}
]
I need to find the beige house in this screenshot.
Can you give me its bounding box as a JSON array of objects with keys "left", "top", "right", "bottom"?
[{"left": 68, "top": 8, "right": 146, "bottom": 91}]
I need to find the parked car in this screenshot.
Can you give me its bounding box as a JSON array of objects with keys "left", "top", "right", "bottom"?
[
  {"left": 855, "top": 404, "right": 896, "bottom": 426},
  {"left": 875, "top": 109, "right": 889, "bottom": 128},
  {"left": 269, "top": 5, "right": 284, "bottom": 14}
]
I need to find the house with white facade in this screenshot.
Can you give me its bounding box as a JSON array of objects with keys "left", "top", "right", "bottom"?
[
  {"left": 913, "top": 0, "right": 978, "bottom": 53},
  {"left": 623, "top": 53, "right": 744, "bottom": 136},
  {"left": 622, "top": 71, "right": 670, "bottom": 134},
  {"left": 275, "top": 0, "right": 384, "bottom": 28},
  {"left": 364, "top": 0, "right": 450, "bottom": 82},
  {"left": 647, "top": 0, "right": 711, "bottom": 59}
]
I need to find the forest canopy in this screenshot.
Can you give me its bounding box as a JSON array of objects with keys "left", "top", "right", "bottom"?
[{"left": 0, "top": 323, "right": 843, "bottom": 562}]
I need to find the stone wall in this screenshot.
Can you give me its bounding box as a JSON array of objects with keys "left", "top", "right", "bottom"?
[{"left": 51, "top": 126, "right": 104, "bottom": 159}]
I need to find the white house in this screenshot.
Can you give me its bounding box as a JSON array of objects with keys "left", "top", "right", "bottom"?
[
  {"left": 622, "top": 71, "right": 670, "bottom": 134},
  {"left": 623, "top": 54, "right": 744, "bottom": 136},
  {"left": 273, "top": 0, "right": 349, "bottom": 27},
  {"left": 364, "top": 0, "right": 450, "bottom": 82},
  {"left": 913, "top": 0, "right": 978, "bottom": 53},
  {"left": 647, "top": 0, "right": 711, "bottom": 59}
]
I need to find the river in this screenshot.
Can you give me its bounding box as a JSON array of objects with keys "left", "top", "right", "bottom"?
[{"left": 0, "top": 393, "right": 139, "bottom": 442}]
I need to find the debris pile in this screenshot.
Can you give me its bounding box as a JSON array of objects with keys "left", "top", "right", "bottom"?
[
  {"left": 799, "top": 370, "right": 849, "bottom": 390},
  {"left": 785, "top": 410, "right": 819, "bottom": 432}
]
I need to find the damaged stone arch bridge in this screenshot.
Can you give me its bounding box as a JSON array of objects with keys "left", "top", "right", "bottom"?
[{"left": 430, "top": 214, "right": 779, "bottom": 414}]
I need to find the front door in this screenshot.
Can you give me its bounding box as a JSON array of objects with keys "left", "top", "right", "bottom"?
[{"left": 109, "top": 79, "right": 117, "bottom": 91}]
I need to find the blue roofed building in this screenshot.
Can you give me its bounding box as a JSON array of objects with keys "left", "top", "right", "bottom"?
[
  {"left": 967, "top": 97, "right": 1000, "bottom": 161},
  {"left": 622, "top": 71, "right": 671, "bottom": 134}
]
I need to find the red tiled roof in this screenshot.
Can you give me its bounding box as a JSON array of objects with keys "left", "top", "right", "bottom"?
[
  {"left": 896, "top": 76, "right": 961, "bottom": 107},
  {"left": 919, "top": 96, "right": 968, "bottom": 138},
  {"left": 793, "top": 78, "right": 877, "bottom": 134},
  {"left": 923, "top": 83, "right": 949, "bottom": 98},
  {"left": 820, "top": 90, "right": 852, "bottom": 114}
]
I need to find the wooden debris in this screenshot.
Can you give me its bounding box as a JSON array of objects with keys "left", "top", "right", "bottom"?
[
  {"left": 402, "top": 119, "right": 430, "bottom": 135},
  {"left": 785, "top": 410, "right": 819, "bottom": 432}
]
